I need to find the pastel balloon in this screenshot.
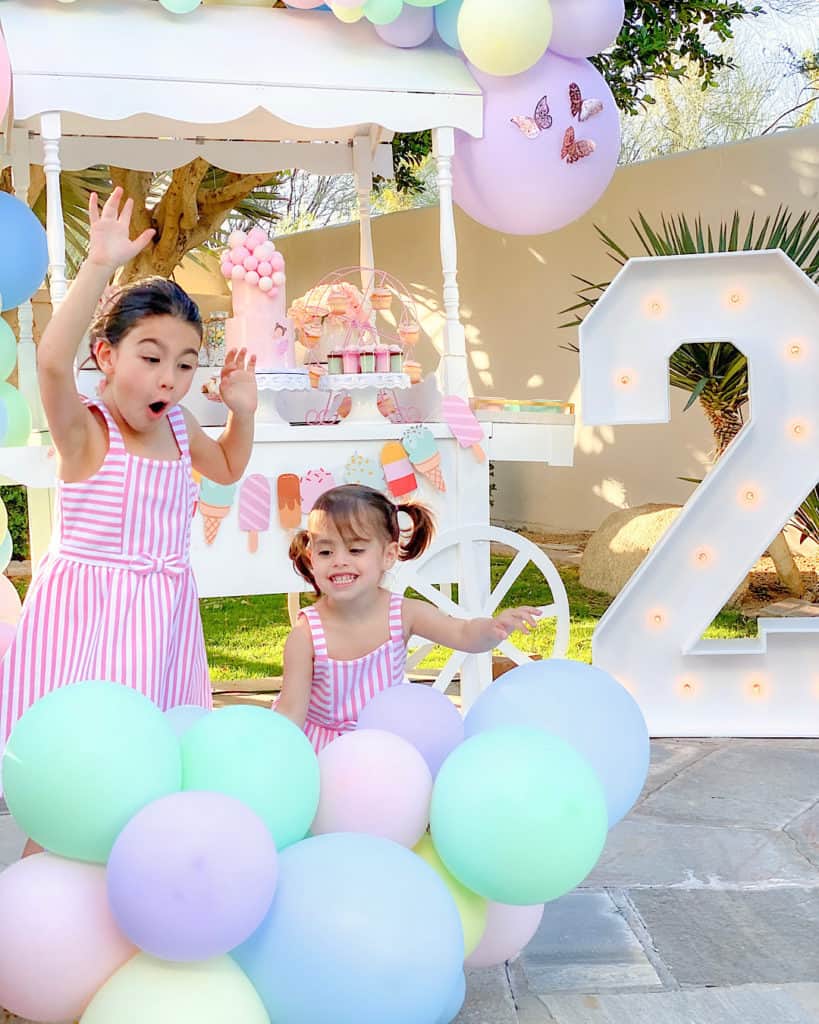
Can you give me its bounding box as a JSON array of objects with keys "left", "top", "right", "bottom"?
[
  {"left": 0, "top": 531, "right": 11, "bottom": 574},
  {"left": 246, "top": 271, "right": 260, "bottom": 286},
  {"left": 0, "top": 382, "right": 32, "bottom": 445},
  {"left": 271, "top": 271, "right": 285, "bottom": 286},
  {"left": 0, "top": 193, "right": 49, "bottom": 311},
  {"left": 434, "top": 0, "right": 462, "bottom": 48},
  {"left": 228, "top": 230, "right": 248, "bottom": 247},
  {"left": 365, "top": 0, "right": 403, "bottom": 25},
  {"left": 243, "top": 255, "right": 259, "bottom": 271},
  {"left": 231, "top": 246, "right": 250, "bottom": 265},
  {"left": 164, "top": 704, "right": 208, "bottom": 737},
  {"left": 549, "top": 0, "right": 625, "bottom": 58},
  {"left": 259, "top": 276, "right": 273, "bottom": 292},
  {"left": 464, "top": 901, "right": 544, "bottom": 967},
  {"left": 220, "top": 261, "right": 233, "bottom": 279},
  {"left": 0, "top": 853, "right": 136, "bottom": 1022},
  {"left": 414, "top": 833, "right": 487, "bottom": 956},
  {"left": 312, "top": 729, "right": 432, "bottom": 848},
  {"left": 257, "top": 261, "right": 273, "bottom": 277},
  {"left": 270, "top": 252, "right": 285, "bottom": 271},
  {"left": 0, "top": 317, "right": 17, "bottom": 379},
  {"left": 246, "top": 226, "right": 268, "bottom": 247},
  {"left": 81, "top": 953, "right": 270, "bottom": 1024},
  {"left": 376, "top": 4, "right": 434, "bottom": 45},
  {"left": 0, "top": 572, "right": 22, "bottom": 625},
  {"left": 436, "top": 971, "right": 466, "bottom": 1024},
  {"left": 0, "top": 620, "right": 15, "bottom": 659},
  {"left": 0, "top": 500, "right": 7, "bottom": 541},
  {"left": 283, "top": 0, "right": 325, "bottom": 7},
  {"left": 159, "top": 0, "right": 201, "bottom": 12},
  {"left": 453, "top": 51, "right": 620, "bottom": 235},
  {"left": 0, "top": 36, "right": 10, "bottom": 124},
  {"left": 332, "top": 3, "right": 365, "bottom": 20},
  {"left": 231, "top": 265, "right": 246, "bottom": 281},
  {"left": 457, "top": 0, "right": 552, "bottom": 76}
]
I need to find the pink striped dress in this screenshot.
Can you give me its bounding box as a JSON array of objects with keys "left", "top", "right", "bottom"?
[
  {"left": 0, "top": 399, "right": 211, "bottom": 760},
  {"left": 301, "top": 591, "right": 407, "bottom": 753}
]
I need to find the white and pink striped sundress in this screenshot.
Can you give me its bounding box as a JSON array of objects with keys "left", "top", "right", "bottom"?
[
  {"left": 301, "top": 591, "right": 407, "bottom": 753},
  {"left": 0, "top": 398, "right": 211, "bottom": 760}
]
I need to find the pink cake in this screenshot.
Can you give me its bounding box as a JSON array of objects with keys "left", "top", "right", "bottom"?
[{"left": 220, "top": 227, "right": 296, "bottom": 372}]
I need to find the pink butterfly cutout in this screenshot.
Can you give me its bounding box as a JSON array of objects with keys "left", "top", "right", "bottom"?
[
  {"left": 569, "top": 82, "right": 603, "bottom": 122},
  {"left": 561, "top": 127, "right": 596, "bottom": 164},
  {"left": 510, "top": 95, "right": 553, "bottom": 138}
]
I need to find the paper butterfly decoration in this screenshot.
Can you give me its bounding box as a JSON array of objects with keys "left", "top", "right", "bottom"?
[
  {"left": 569, "top": 82, "right": 603, "bottom": 122},
  {"left": 561, "top": 127, "right": 596, "bottom": 164},
  {"left": 510, "top": 95, "right": 553, "bottom": 139}
]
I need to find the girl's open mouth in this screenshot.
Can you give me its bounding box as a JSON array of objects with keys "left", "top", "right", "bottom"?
[{"left": 148, "top": 401, "right": 168, "bottom": 416}]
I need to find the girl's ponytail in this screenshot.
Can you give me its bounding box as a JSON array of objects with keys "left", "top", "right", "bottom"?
[
  {"left": 396, "top": 502, "right": 435, "bottom": 561},
  {"left": 288, "top": 530, "right": 319, "bottom": 594}
]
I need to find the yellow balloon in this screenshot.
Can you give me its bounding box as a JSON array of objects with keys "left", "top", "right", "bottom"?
[
  {"left": 414, "top": 833, "right": 488, "bottom": 957},
  {"left": 332, "top": 3, "right": 365, "bottom": 22},
  {"left": 458, "top": 0, "right": 553, "bottom": 76},
  {"left": 0, "top": 499, "right": 7, "bottom": 541},
  {"left": 81, "top": 954, "right": 270, "bottom": 1024}
]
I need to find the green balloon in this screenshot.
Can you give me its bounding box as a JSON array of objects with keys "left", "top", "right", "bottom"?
[
  {"left": 0, "top": 319, "right": 16, "bottom": 380},
  {"left": 182, "top": 706, "right": 319, "bottom": 850},
  {"left": 0, "top": 382, "right": 31, "bottom": 446},
  {"left": 159, "top": 0, "right": 201, "bottom": 12},
  {"left": 404, "top": 0, "right": 447, "bottom": 7},
  {"left": 3, "top": 681, "right": 182, "bottom": 863},
  {"left": 430, "top": 727, "right": 607, "bottom": 905},
  {"left": 365, "top": 0, "right": 403, "bottom": 24}
]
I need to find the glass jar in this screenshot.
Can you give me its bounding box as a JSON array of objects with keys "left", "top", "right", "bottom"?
[{"left": 204, "top": 311, "right": 228, "bottom": 366}]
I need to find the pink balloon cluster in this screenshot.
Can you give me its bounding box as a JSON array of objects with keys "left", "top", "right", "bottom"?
[{"left": 220, "top": 227, "right": 286, "bottom": 299}]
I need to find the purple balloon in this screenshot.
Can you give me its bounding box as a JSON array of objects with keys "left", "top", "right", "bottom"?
[
  {"left": 376, "top": 5, "right": 434, "bottom": 46},
  {"left": 454, "top": 51, "right": 621, "bottom": 235},
  {"left": 107, "top": 791, "right": 277, "bottom": 962},
  {"left": 549, "top": 0, "right": 625, "bottom": 59},
  {"left": 357, "top": 683, "right": 464, "bottom": 777}
]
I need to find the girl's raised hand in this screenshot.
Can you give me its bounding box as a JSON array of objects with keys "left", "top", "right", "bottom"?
[
  {"left": 219, "top": 348, "right": 258, "bottom": 416},
  {"left": 491, "top": 606, "right": 542, "bottom": 640},
  {"left": 88, "top": 187, "right": 155, "bottom": 271}
]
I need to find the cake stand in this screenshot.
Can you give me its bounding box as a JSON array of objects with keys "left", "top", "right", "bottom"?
[
  {"left": 204, "top": 369, "right": 311, "bottom": 424},
  {"left": 319, "top": 372, "right": 410, "bottom": 424}
]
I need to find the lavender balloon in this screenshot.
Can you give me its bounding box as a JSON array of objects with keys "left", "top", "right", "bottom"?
[
  {"left": 549, "top": 0, "right": 625, "bottom": 59},
  {"left": 454, "top": 51, "right": 621, "bottom": 235},
  {"left": 376, "top": 4, "right": 434, "bottom": 46},
  {"left": 358, "top": 683, "right": 464, "bottom": 777},
  {"left": 107, "top": 791, "right": 278, "bottom": 962}
]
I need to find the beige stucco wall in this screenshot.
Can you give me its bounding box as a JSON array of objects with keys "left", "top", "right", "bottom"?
[{"left": 186, "top": 124, "right": 819, "bottom": 532}]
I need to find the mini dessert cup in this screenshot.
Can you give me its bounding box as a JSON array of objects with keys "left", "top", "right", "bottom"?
[
  {"left": 328, "top": 286, "right": 348, "bottom": 315},
  {"left": 308, "top": 363, "right": 327, "bottom": 388},
  {"left": 375, "top": 345, "right": 390, "bottom": 372},
  {"left": 301, "top": 320, "right": 323, "bottom": 350},
  {"left": 342, "top": 347, "right": 361, "bottom": 374},
  {"left": 398, "top": 321, "right": 420, "bottom": 347},
  {"left": 328, "top": 350, "right": 345, "bottom": 374},
  {"left": 389, "top": 345, "right": 404, "bottom": 373},
  {"left": 404, "top": 360, "right": 423, "bottom": 384},
  {"left": 359, "top": 345, "right": 376, "bottom": 373},
  {"left": 370, "top": 286, "right": 393, "bottom": 311}
]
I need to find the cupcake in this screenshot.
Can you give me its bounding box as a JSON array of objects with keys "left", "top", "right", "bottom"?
[
  {"left": 308, "top": 362, "right": 327, "bottom": 388},
  {"left": 328, "top": 285, "right": 348, "bottom": 315},
  {"left": 371, "top": 286, "right": 393, "bottom": 311},
  {"left": 389, "top": 345, "right": 404, "bottom": 373},
  {"left": 328, "top": 350, "right": 344, "bottom": 374},
  {"left": 359, "top": 344, "right": 376, "bottom": 373},
  {"left": 398, "top": 321, "right": 420, "bottom": 347},
  {"left": 375, "top": 344, "right": 390, "bottom": 372},
  {"left": 404, "top": 359, "right": 423, "bottom": 384},
  {"left": 342, "top": 347, "right": 361, "bottom": 374},
  {"left": 301, "top": 319, "right": 322, "bottom": 350}
]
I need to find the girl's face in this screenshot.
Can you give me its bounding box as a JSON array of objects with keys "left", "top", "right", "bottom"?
[
  {"left": 95, "top": 315, "right": 201, "bottom": 431},
  {"left": 308, "top": 517, "right": 398, "bottom": 601}
]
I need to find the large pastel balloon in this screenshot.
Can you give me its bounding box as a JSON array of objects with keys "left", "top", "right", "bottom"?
[
  {"left": 549, "top": 0, "right": 625, "bottom": 58},
  {"left": 0, "top": 620, "right": 15, "bottom": 659},
  {"left": 457, "top": 0, "right": 552, "bottom": 76},
  {"left": 436, "top": 971, "right": 466, "bottom": 1024},
  {"left": 283, "top": 0, "right": 326, "bottom": 8},
  {"left": 464, "top": 900, "right": 544, "bottom": 967},
  {"left": 0, "top": 572, "right": 23, "bottom": 626},
  {"left": 165, "top": 703, "right": 209, "bottom": 737},
  {"left": 81, "top": 953, "right": 270, "bottom": 1024},
  {"left": 0, "top": 318, "right": 17, "bottom": 379},
  {"left": 159, "top": 0, "right": 201, "bottom": 12},
  {"left": 332, "top": 2, "right": 365, "bottom": 19},
  {"left": 108, "top": 791, "right": 278, "bottom": 962},
  {"left": 376, "top": 3, "right": 434, "bottom": 45},
  {"left": 0, "top": 500, "right": 7, "bottom": 541},
  {"left": 182, "top": 705, "right": 319, "bottom": 850},
  {"left": 0, "top": 853, "right": 136, "bottom": 1022},
  {"left": 3, "top": 681, "right": 181, "bottom": 863},
  {"left": 0, "top": 193, "right": 49, "bottom": 311},
  {"left": 0, "top": 531, "right": 11, "bottom": 574},
  {"left": 454, "top": 51, "right": 621, "bottom": 235},
  {"left": 414, "top": 833, "right": 487, "bottom": 956},
  {"left": 465, "top": 659, "right": 649, "bottom": 826},
  {"left": 312, "top": 729, "right": 432, "bottom": 848},
  {"left": 0, "top": 36, "right": 10, "bottom": 125},
  {"left": 434, "top": 0, "right": 462, "bottom": 48},
  {"left": 430, "top": 727, "right": 607, "bottom": 904},
  {"left": 365, "top": 0, "right": 403, "bottom": 24},
  {"left": 234, "top": 833, "right": 463, "bottom": 1024},
  {"left": 0, "top": 382, "right": 32, "bottom": 445},
  {"left": 357, "top": 683, "right": 464, "bottom": 777}
]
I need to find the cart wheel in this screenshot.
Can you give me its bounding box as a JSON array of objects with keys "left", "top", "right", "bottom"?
[{"left": 397, "top": 525, "right": 570, "bottom": 696}]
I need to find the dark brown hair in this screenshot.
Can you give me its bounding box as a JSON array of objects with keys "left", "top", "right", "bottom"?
[{"left": 289, "top": 483, "right": 435, "bottom": 594}]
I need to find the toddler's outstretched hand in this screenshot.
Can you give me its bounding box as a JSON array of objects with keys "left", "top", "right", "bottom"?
[
  {"left": 219, "top": 348, "right": 258, "bottom": 416},
  {"left": 491, "top": 606, "right": 542, "bottom": 641},
  {"left": 88, "top": 187, "right": 155, "bottom": 271}
]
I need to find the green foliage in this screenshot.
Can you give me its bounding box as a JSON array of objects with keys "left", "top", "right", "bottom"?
[{"left": 0, "top": 485, "right": 29, "bottom": 561}]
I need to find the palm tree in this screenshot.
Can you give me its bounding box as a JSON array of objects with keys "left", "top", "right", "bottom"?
[{"left": 561, "top": 207, "right": 819, "bottom": 594}]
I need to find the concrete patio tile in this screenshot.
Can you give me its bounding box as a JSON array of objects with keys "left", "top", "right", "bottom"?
[
  {"left": 628, "top": 890, "right": 819, "bottom": 987},
  {"left": 541, "top": 985, "right": 819, "bottom": 1024},
  {"left": 0, "top": 814, "right": 24, "bottom": 870},
  {"left": 639, "top": 740, "right": 722, "bottom": 801},
  {"left": 520, "top": 892, "right": 661, "bottom": 993},
  {"left": 457, "top": 967, "right": 518, "bottom": 1024},
  {"left": 634, "top": 742, "right": 819, "bottom": 829},
  {"left": 583, "top": 818, "right": 819, "bottom": 889},
  {"left": 786, "top": 801, "right": 819, "bottom": 869}
]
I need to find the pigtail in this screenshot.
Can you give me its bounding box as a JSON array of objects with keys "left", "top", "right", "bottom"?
[
  {"left": 289, "top": 529, "right": 319, "bottom": 594},
  {"left": 396, "top": 502, "right": 435, "bottom": 561}
]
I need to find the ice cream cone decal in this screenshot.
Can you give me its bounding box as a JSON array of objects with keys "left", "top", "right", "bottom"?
[
  {"left": 381, "top": 440, "right": 417, "bottom": 498},
  {"left": 197, "top": 478, "right": 237, "bottom": 545},
  {"left": 238, "top": 474, "right": 271, "bottom": 553},
  {"left": 402, "top": 426, "right": 446, "bottom": 492},
  {"left": 442, "top": 395, "right": 486, "bottom": 463}
]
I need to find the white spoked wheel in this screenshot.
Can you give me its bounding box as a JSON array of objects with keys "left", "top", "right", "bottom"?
[{"left": 397, "top": 525, "right": 571, "bottom": 700}]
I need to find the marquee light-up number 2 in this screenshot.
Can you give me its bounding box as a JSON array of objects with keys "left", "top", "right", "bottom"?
[{"left": 581, "top": 251, "right": 819, "bottom": 736}]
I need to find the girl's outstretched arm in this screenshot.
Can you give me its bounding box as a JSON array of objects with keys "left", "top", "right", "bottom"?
[
  {"left": 404, "top": 598, "right": 541, "bottom": 654},
  {"left": 275, "top": 615, "right": 315, "bottom": 729},
  {"left": 38, "top": 188, "right": 154, "bottom": 462}
]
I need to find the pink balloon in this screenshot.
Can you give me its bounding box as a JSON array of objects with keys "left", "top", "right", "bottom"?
[
  {"left": 0, "top": 621, "right": 15, "bottom": 659},
  {"left": 243, "top": 255, "right": 259, "bottom": 271},
  {"left": 228, "top": 230, "right": 247, "bottom": 247},
  {"left": 312, "top": 730, "right": 432, "bottom": 848},
  {"left": 271, "top": 271, "right": 285, "bottom": 286},
  {"left": 257, "top": 260, "right": 273, "bottom": 277},
  {"left": 0, "top": 853, "right": 136, "bottom": 1021},
  {"left": 246, "top": 270, "right": 260, "bottom": 286},
  {"left": 454, "top": 51, "right": 620, "bottom": 235},
  {"left": 230, "top": 245, "right": 250, "bottom": 265},
  {"left": 0, "top": 574, "right": 21, "bottom": 626},
  {"left": 246, "top": 226, "right": 268, "bottom": 248},
  {"left": 464, "top": 901, "right": 544, "bottom": 968},
  {"left": 231, "top": 264, "right": 247, "bottom": 281},
  {"left": 0, "top": 37, "right": 10, "bottom": 125},
  {"left": 220, "top": 261, "right": 233, "bottom": 279},
  {"left": 270, "top": 252, "right": 285, "bottom": 272},
  {"left": 376, "top": 5, "right": 434, "bottom": 47},
  {"left": 258, "top": 276, "right": 273, "bottom": 292},
  {"left": 549, "top": 0, "right": 625, "bottom": 58}
]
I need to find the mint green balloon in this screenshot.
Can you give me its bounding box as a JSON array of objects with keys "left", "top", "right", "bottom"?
[
  {"left": 0, "top": 318, "right": 17, "bottom": 380},
  {"left": 365, "top": 0, "right": 403, "bottom": 24},
  {"left": 3, "top": 681, "right": 181, "bottom": 863},
  {"left": 430, "top": 727, "right": 607, "bottom": 905},
  {"left": 182, "top": 706, "right": 319, "bottom": 850},
  {"left": 0, "top": 382, "right": 31, "bottom": 446},
  {"left": 0, "top": 529, "right": 12, "bottom": 572},
  {"left": 405, "top": 0, "right": 447, "bottom": 7},
  {"left": 159, "top": 0, "right": 201, "bottom": 12}
]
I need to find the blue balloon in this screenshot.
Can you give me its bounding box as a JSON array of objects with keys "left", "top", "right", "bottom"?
[
  {"left": 0, "top": 193, "right": 49, "bottom": 311},
  {"left": 434, "top": 0, "right": 462, "bottom": 49},
  {"left": 464, "top": 660, "right": 649, "bottom": 827},
  {"left": 234, "top": 833, "right": 463, "bottom": 1024},
  {"left": 436, "top": 971, "right": 466, "bottom": 1024}
]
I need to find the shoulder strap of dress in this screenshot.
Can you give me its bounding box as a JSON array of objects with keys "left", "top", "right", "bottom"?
[
  {"left": 300, "top": 606, "right": 328, "bottom": 656},
  {"left": 388, "top": 592, "right": 405, "bottom": 643},
  {"left": 167, "top": 405, "right": 190, "bottom": 458},
  {"left": 85, "top": 397, "right": 126, "bottom": 455}
]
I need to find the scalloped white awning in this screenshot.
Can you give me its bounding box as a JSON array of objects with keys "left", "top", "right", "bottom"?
[{"left": 0, "top": 0, "right": 484, "bottom": 173}]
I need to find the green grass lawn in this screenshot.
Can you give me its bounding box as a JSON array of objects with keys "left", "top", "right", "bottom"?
[{"left": 201, "top": 555, "right": 758, "bottom": 682}]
